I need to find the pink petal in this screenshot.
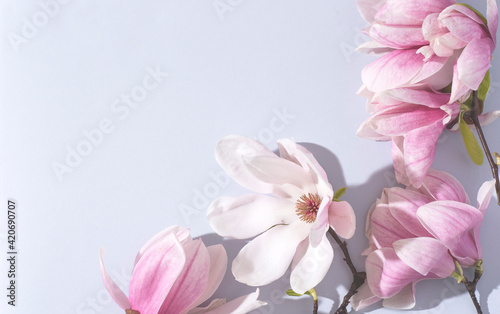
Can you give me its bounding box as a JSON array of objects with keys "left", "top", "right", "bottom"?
[
  {"left": 290, "top": 236, "right": 334, "bottom": 294},
  {"left": 422, "top": 13, "right": 448, "bottom": 41},
  {"left": 215, "top": 135, "right": 278, "bottom": 194},
  {"left": 449, "top": 61, "right": 471, "bottom": 103},
  {"left": 189, "top": 245, "right": 228, "bottom": 309},
  {"left": 387, "top": 188, "right": 434, "bottom": 237},
  {"left": 158, "top": 239, "right": 211, "bottom": 313},
  {"left": 207, "top": 194, "right": 296, "bottom": 239},
  {"left": 418, "top": 168, "right": 469, "bottom": 203},
  {"left": 369, "top": 24, "right": 428, "bottom": 49},
  {"left": 350, "top": 283, "right": 381, "bottom": 311},
  {"left": 310, "top": 197, "right": 332, "bottom": 247},
  {"left": 371, "top": 201, "right": 416, "bottom": 248},
  {"left": 384, "top": 86, "right": 449, "bottom": 108},
  {"left": 487, "top": 0, "right": 498, "bottom": 45},
  {"left": 134, "top": 226, "right": 190, "bottom": 267},
  {"left": 380, "top": 0, "right": 455, "bottom": 23},
  {"left": 99, "top": 248, "right": 132, "bottom": 310},
  {"left": 356, "top": 119, "right": 392, "bottom": 141},
  {"left": 195, "top": 289, "right": 266, "bottom": 314},
  {"left": 457, "top": 38, "right": 492, "bottom": 90},
  {"left": 403, "top": 120, "right": 445, "bottom": 188},
  {"left": 417, "top": 201, "right": 483, "bottom": 265},
  {"left": 128, "top": 233, "right": 186, "bottom": 313},
  {"left": 328, "top": 200, "right": 356, "bottom": 239},
  {"left": 362, "top": 49, "right": 425, "bottom": 93},
  {"left": 366, "top": 248, "right": 423, "bottom": 298},
  {"left": 478, "top": 110, "right": 500, "bottom": 126},
  {"left": 393, "top": 237, "right": 455, "bottom": 277},
  {"left": 365, "top": 104, "right": 446, "bottom": 136},
  {"left": 392, "top": 137, "right": 411, "bottom": 186},
  {"left": 356, "top": 0, "right": 386, "bottom": 23},
  {"left": 232, "top": 221, "right": 309, "bottom": 287},
  {"left": 412, "top": 54, "right": 452, "bottom": 89},
  {"left": 382, "top": 283, "right": 416, "bottom": 309},
  {"left": 440, "top": 6, "right": 489, "bottom": 43}
]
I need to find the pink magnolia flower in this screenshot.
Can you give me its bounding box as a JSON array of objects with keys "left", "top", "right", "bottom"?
[
  {"left": 357, "top": 0, "right": 498, "bottom": 102},
  {"left": 100, "top": 225, "right": 265, "bottom": 314},
  {"left": 357, "top": 85, "right": 461, "bottom": 187},
  {"left": 351, "top": 170, "right": 495, "bottom": 310},
  {"left": 207, "top": 135, "right": 356, "bottom": 294}
]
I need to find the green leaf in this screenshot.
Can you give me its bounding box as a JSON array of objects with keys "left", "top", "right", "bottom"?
[
  {"left": 456, "top": 3, "right": 488, "bottom": 25},
  {"left": 285, "top": 289, "right": 303, "bottom": 297},
  {"left": 459, "top": 114, "right": 484, "bottom": 165},
  {"left": 333, "top": 187, "right": 347, "bottom": 201},
  {"left": 477, "top": 70, "right": 490, "bottom": 103}
]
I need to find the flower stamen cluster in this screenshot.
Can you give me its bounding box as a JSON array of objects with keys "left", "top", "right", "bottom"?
[{"left": 296, "top": 193, "right": 322, "bottom": 223}]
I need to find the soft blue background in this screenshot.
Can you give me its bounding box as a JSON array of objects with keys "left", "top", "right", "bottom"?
[{"left": 0, "top": 0, "right": 499, "bottom": 313}]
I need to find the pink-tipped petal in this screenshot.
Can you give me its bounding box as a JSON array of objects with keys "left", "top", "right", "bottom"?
[
  {"left": 449, "top": 61, "right": 471, "bottom": 103},
  {"left": 385, "top": 86, "right": 449, "bottom": 108},
  {"left": 440, "top": 6, "right": 489, "bottom": 43},
  {"left": 357, "top": 0, "right": 386, "bottom": 23},
  {"left": 99, "top": 248, "right": 132, "bottom": 310},
  {"left": 189, "top": 245, "right": 228, "bottom": 309},
  {"left": 487, "top": 0, "right": 498, "bottom": 45},
  {"left": 403, "top": 121, "right": 445, "bottom": 188},
  {"left": 393, "top": 237, "right": 455, "bottom": 277},
  {"left": 417, "top": 201, "right": 483, "bottom": 265},
  {"left": 356, "top": 41, "right": 396, "bottom": 55},
  {"left": 371, "top": 202, "right": 416, "bottom": 248},
  {"left": 328, "top": 200, "right": 356, "bottom": 239},
  {"left": 129, "top": 233, "right": 186, "bottom": 313},
  {"left": 207, "top": 194, "right": 296, "bottom": 239},
  {"left": 134, "top": 226, "right": 190, "bottom": 267},
  {"left": 412, "top": 54, "right": 452, "bottom": 90},
  {"left": 457, "top": 38, "right": 492, "bottom": 90},
  {"left": 290, "top": 236, "right": 334, "bottom": 294},
  {"left": 369, "top": 24, "right": 428, "bottom": 49},
  {"left": 362, "top": 49, "right": 425, "bottom": 93},
  {"left": 215, "top": 135, "right": 278, "bottom": 194},
  {"left": 232, "top": 221, "right": 309, "bottom": 287},
  {"left": 350, "top": 282, "right": 382, "bottom": 311},
  {"left": 419, "top": 168, "right": 469, "bottom": 203},
  {"left": 277, "top": 139, "right": 328, "bottom": 181},
  {"left": 366, "top": 248, "right": 423, "bottom": 299},
  {"left": 158, "top": 239, "right": 211, "bottom": 313},
  {"left": 382, "top": 283, "right": 416, "bottom": 309},
  {"left": 387, "top": 188, "right": 434, "bottom": 237}
]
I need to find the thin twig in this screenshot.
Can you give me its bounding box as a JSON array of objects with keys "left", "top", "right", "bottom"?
[
  {"left": 313, "top": 298, "right": 318, "bottom": 314},
  {"left": 328, "top": 228, "right": 366, "bottom": 314},
  {"left": 462, "top": 274, "right": 482, "bottom": 313},
  {"left": 469, "top": 91, "right": 500, "bottom": 205}
]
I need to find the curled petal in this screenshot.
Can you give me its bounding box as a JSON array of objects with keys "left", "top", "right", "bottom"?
[
  {"left": 215, "top": 135, "right": 278, "bottom": 194},
  {"left": 440, "top": 6, "right": 489, "bottom": 43},
  {"left": 392, "top": 137, "right": 411, "bottom": 186},
  {"left": 356, "top": 0, "right": 386, "bottom": 23},
  {"left": 99, "top": 248, "right": 132, "bottom": 310},
  {"left": 457, "top": 38, "right": 492, "bottom": 90},
  {"left": 232, "top": 221, "right": 309, "bottom": 287},
  {"left": 366, "top": 248, "right": 423, "bottom": 298},
  {"left": 350, "top": 282, "right": 381, "bottom": 311},
  {"left": 291, "top": 236, "right": 333, "bottom": 294},
  {"left": 403, "top": 121, "right": 445, "bottom": 188},
  {"left": 129, "top": 233, "right": 186, "bottom": 313},
  {"left": 134, "top": 226, "right": 190, "bottom": 267},
  {"left": 207, "top": 194, "right": 296, "bottom": 239},
  {"left": 369, "top": 24, "right": 428, "bottom": 49},
  {"left": 387, "top": 188, "right": 434, "bottom": 237},
  {"left": 371, "top": 201, "right": 415, "bottom": 248},
  {"left": 189, "top": 245, "right": 228, "bottom": 309},
  {"left": 477, "top": 180, "right": 496, "bottom": 215},
  {"left": 328, "top": 200, "right": 356, "bottom": 239},
  {"left": 419, "top": 169, "right": 469, "bottom": 203},
  {"left": 310, "top": 197, "right": 332, "bottom": 247},
  {"left": 158, "top": 239, "right": 210, "bottom": 313},
  {"left": 393, "top": 237, "right": 455, "bottom": 277},
  {"left": 487, "top": 0, "right": 498, "bottom": 45},
  {"left": 478, "top": 110, "right": 500, "bottom": 126}
]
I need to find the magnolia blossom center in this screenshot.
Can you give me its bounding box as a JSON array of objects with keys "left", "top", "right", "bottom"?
[{"left": 295, "top": 193, "right": 322, "bottom": 223}]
